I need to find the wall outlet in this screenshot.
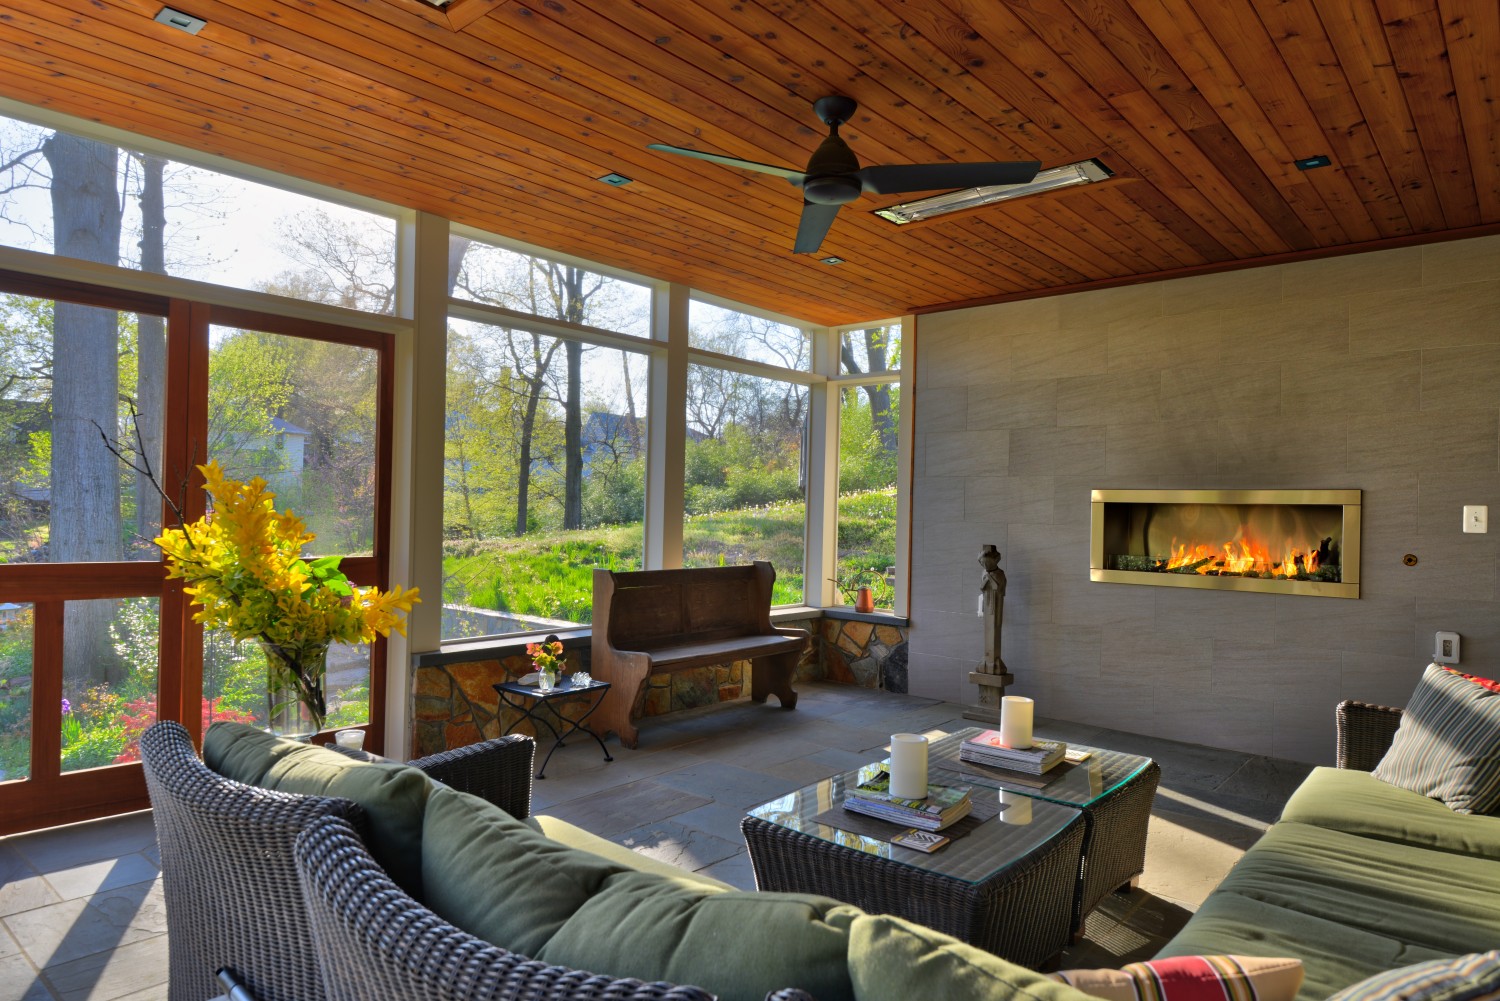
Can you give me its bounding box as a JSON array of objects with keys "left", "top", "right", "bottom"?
[
  {"left": 1463, "top": 505, "right": 1488, "bottom": 533},
  {"left": 1435, "top": 630, "right": 1461, "bottom": 665}
]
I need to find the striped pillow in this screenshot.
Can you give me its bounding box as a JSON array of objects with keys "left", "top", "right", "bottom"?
[
  {"left": 1327, "top": 951, "right": 1500, "bottom": 1001},
  {"left": 1050, "top": 955, "right": 1303, "bottom": 1001},
  {"left": 1372, "top": 663, "right": 1500, "bottom": 814}
]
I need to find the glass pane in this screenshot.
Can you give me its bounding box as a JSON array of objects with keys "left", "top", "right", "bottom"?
[
  {"left": 839, "top": 324, "right": 902, "bottom": 374},
  {"left": 836, "top": 385, "right": 900, "bottom": 610},
  {"left": 682, "top": 366, "right": 806, "bottom": 605},
  {"left": 0, "top": 115, "right": 397, "bottom": 313},
  {"left": 690, "top": 300, "right": 809, "bottom": 371},
  {"left": 202, "top": 630, "right": 370, "bottom": 732},
  {"left": 450, "top": 239, "right": 651, "bottom": 338},
  {"left": 0, "top": 296, "right": 166, "bottom": 564},
  {"left": 60, "top": 597, "right": 159, "bottom": 772},
  {"left": 0, "top": 602, "right": 33, "bottom": 782},
  {"left": 442, "top": 320, "right": 648, "bottom": 639},
  {"left": 207, "top": 326, "right": 379, "bottom": 555}
]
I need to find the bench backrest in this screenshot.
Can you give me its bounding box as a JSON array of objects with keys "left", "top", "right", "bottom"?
[{"left": 594, "top": 562, "right": 778, "bottom": 649}]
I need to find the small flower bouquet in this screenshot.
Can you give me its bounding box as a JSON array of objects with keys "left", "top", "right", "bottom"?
[{"left": 527, "top": 637, "right": 565, "bottom": 690}]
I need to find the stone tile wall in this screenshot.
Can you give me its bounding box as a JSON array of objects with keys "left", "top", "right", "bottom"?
[
  {"left": 910, "top": 233, "right": 1500, "bottom": 765},
  {"left": 821, "top": 619, "right": 910, "bottom": 693},
  {"left": 411, "top": 616, "right": 827, "bottom": 757}
]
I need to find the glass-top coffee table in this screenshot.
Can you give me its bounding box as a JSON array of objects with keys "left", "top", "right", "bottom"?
[
  {"left": 742, "top": 760, "right": 1087, "bottom": 966},
  {"left": 928, "top": 729, "right": 1160, "bottom": 929}
]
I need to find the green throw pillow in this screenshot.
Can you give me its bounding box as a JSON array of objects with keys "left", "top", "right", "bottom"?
[
  {"left": 204, "top": 721, "right": 432, "bottom": 895},
  {"left": 421, "top": 785, "right": 629, "bottom": 958},
  {"left": 538, "top": 869, "right": 860, "bottom": 1001},
  {"left": 845, "top": 913, "right": 1104, "bottom": 1001},
  {"left": 1372, "top": 664, "right": 1500, "bottom": 814}
]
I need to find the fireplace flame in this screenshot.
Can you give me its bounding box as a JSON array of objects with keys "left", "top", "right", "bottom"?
[{"left": 1165, "top": 531, "right": 1329, "bottom": 578}]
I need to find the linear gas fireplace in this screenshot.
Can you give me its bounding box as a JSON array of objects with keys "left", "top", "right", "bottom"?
[{"left": 1091, "top": 489, "right": 1361, "bottom": 599}]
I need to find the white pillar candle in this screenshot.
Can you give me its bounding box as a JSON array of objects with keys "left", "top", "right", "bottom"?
[
  {"left": 888, "top": 733, "right": 929, "bottom": 800},
  {"left": 999, "top": 695, "right": 1034, "bottom": 749},
  {"left": 335, "top": 729, "right": 366, "bottom": 751}
]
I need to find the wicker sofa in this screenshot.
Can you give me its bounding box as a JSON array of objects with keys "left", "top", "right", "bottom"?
[
  {"left": 1154, "top": 700, "right": 1500, "bottom": 1000},
  {"left": 144, "top": 700, "right": 1495, "bottom": 1001},
  {"left": 140, "top": 719, "right": 1103, "bottom": 1001}
]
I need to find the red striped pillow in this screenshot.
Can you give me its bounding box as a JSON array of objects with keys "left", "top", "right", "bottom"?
[{"left": 1050, "top": 955, "right": 1304, "bottom": 1001}]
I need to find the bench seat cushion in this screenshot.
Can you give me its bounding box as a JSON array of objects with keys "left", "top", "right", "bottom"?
[
  {"left": 1156, "top": 820, "right": 1500, "bottom": 1000},
  {"left": 639, "top": 632, "right": 802, "bottom": 669}
]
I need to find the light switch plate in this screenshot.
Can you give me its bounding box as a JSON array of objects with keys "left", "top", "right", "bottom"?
[{"left": 1463, "top": 505, "right": 1488, "bottom": 533}]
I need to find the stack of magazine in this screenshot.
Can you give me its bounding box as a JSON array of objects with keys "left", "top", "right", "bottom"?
[
  {"left": 843, "top": 767, "right": 973, "bottom": 831},
  {"left": 959, "top": 731, "right": 1067, "bottom": 775}
]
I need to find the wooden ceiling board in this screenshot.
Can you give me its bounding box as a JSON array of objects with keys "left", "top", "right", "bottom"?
[{"left": 0, "top": 0, "right": 1496, "bottom": 326}]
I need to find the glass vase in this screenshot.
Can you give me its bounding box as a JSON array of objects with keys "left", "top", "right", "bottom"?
[
  {"left": 263, "top": 641, "right": 329, "bottom": 740},
  {"left": 537, "top": 669, "right": 556, "bottom": 692}
]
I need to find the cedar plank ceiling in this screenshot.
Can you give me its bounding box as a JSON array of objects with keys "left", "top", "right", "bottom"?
[{"left": 0, "top": 0, "right": 1497, "bottom": 326}]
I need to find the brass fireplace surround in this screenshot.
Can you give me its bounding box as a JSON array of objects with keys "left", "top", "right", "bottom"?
[{"left": 1090, "top": 489, "right": 1361, "bottom": 599}]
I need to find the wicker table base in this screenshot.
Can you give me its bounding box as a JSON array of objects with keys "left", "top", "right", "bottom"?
[{"left": 742, "top": 783, "right": 1087, "bottom": 967}]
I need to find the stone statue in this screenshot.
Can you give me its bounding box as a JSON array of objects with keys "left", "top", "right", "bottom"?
[
  {"left": 978, "top": 544, "right": 1006, "bottom": 673},
  {"left": 964, "top": 544, "right": 1014, "bottom": 723}
]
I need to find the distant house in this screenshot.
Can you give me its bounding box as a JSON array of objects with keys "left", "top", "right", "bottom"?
[{"left": 581, "top": 412, "right": 641, "bottom": 473}]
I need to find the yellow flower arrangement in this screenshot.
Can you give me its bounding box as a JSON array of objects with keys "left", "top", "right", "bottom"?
[{"left": 155, "top": 461, "right": 420, "bottom": 732}]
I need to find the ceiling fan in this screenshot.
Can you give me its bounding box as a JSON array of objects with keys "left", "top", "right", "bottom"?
[{"left": 648, "top": 95, "right": 1042, "bottom": 255}]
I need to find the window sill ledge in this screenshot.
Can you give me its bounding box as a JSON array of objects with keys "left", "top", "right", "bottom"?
[{"left": 415, "top": 606, "right": 907, "bottom": 667}]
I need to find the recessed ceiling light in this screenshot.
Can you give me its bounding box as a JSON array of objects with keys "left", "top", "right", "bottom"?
[
  {"left": 597, "top": 173, "right": 634, "bottom": 187},
  {"left": 873, "top": 158, "right": 1113, "bottom": 225},
  {"left": 154, "top": 6, "right": 206, "bottom": 33},
  {"left": 820, "top": 256, "right": 845, "bottom": 265},
  {"left": 1294, "top": 155, "right": 1332, "bottom": 171}
]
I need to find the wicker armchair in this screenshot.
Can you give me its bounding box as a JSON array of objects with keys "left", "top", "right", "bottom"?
[
  {"left": 327, "top": 734, "right": 536, "bottom": 818},
  {"left": 140, "top": 721, "right": 359, "bottom": 1001},
  {"left": 1335, "top": 699, "right": 1404, "bottom": 771},
  {"left": 294, "top": 815, "right": 819, "bottom": 1001}
]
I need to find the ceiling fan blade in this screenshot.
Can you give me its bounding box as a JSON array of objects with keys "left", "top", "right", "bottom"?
[
  {"left": 647, "top": 143, "right": 805, "bottom": 183},
  {"left": 858, "top": 161, "right": 1042, "bottom": 194},
  {"left": 793, "top": 201, "right": 842, "bottom": 254}
]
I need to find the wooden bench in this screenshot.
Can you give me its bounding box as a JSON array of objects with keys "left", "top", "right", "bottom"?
[{"left": 590, "top": 561, "right": 808, "bottom": 749}]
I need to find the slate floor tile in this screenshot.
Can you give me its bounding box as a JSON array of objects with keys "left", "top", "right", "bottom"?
[
  {"left": 43, "top": 858, "right": 159, "bottom": 905},
  {"left": 4, "top": 881, "right": 163, "bottom": 970},
  {"left": 0, "top": 847, "right": 59, "bottom": 920},
  {"left": 0, "top": 952, "right": 55, "bottom": 1001},
  {"left": 7, "top": 815, "right": 156, "bottom": 877},
  {"left": 542, "top": 779, "right": 711, "bottom": 838},
  {"left": 613, "top": 819, "right": 742, "bottom": 873},
  {"left": 43, "top": 935, "right": 167, "bottom": 1001},
  {"left": 651, "top": 761, "right": 797, "bottom": 810}
]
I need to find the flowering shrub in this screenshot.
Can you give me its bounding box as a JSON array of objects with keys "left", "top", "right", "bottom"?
[{"left": 113, "top": 695, "right": 259, "bottom": 764}]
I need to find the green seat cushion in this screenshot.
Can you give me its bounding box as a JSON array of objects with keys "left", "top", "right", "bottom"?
[
  {"left": 538, "top": 869, "right": 859, "bottom": 1001},
  {"left": 1157, "top": 821, "right": 1500, "bottom": 999},
  {"left": 421, "top": 786, "right": 631, "bottom": 957},
  {"left": 846, "top": 913, "right": 1104, "bottom": 1001},
  {"left": 1280, "top": 767, "right": 1500, "bottom": 857},
  {"left": 1156, "top": 891, "right": 1456, "bottom": 1001},
  {"left": 204, "top": 721, "right": 432, "bottom": 896},
  {"left": 525, "top": 814, "right": 734, "bottom": 890}
]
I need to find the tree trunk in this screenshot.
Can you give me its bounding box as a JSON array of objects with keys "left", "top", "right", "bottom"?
[
  {"left": 135, "top": 155, "right": 167, "bottom": 540},
  {"left": 44, "top": 133, "right": 124, "bottom": 685},
  {"left": 515, "top": 385, "right": 540, "bottom": 536},
  {"left": 620, "top": 350, "right": 641, "bottom": 455},
  {"left": 560, "top": 267, "right": 585, "bottom": 530},
  {"left": 563, "top": 338, "right": 582, "bottom": 529}
]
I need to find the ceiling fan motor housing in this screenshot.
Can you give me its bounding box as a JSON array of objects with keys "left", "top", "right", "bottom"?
[{"left": 802, "top": 132, "right": 862, "bottom": 204}]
